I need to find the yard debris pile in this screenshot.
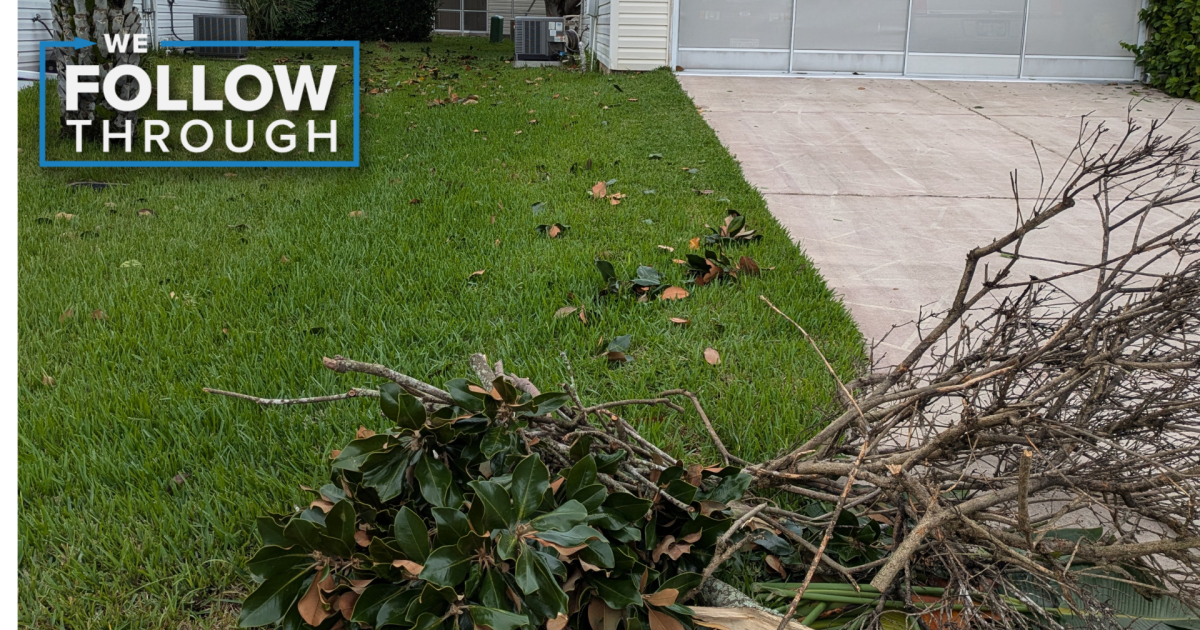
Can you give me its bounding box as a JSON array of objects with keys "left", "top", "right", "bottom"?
[{"left": 208, "top": 115, "right": 1200, "bottom": 629}]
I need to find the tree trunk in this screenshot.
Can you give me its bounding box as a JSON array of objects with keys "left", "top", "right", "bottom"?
[{"left": 50, "top": 0, "right": 144, "bottom": 140}]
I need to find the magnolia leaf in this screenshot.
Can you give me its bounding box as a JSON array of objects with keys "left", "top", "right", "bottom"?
[
  {"left": 704, "top": 348, "right": 721, "bottom": 365},
  {"left": 661, "top": 287, "right": 689, "bottom": 301},
  {"left": 380, "top": 383, "right": 426, "bottom": 431},
  {"left": 394, "top": 506, "right": 432, "bottom": 563},
  {"left": 469, "top": 606, "right": 529, "bottom": 630},
  {"left": 510, "top": 454, "right": 551, "bottom": 522},
  {"left": 591, "top": 574, "right": 643, "bottom": 609},
  {"left": 644, "top": 588, "right": 679, "bottom": 607},
  {"left": 592, "top": 181, "right": 607, "bottom": 198},
  {"left": 555, "top": 306, "right": 578, "bottom": 319},
  {"left": 419, "top": 545, "right": 473, "bottom": 587},
  {"left": 648, "top": 608, "right": 686, "bottom": 630},
  {"left": 238, "top": 566, "right": 314, "bottom": 627},
  {"left": 298, "top": 567, "right": 334, "bottom": 626}
]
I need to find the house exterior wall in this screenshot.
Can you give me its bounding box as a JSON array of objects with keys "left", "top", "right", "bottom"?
[
  {"left": 18, "top": 0, "right": 54, "bottom": 76},
  {"left": 17, "top": 0, "right": 238, "bottom": 78},
  {"left": 612, "top": 0, "right": 669, "bottom": 70}
]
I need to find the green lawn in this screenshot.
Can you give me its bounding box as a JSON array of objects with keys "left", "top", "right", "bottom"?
[{"left": 18, "top": 37, "right": 861, "bottom": 628}]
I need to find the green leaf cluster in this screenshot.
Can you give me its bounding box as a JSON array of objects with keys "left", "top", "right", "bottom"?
[
  {"left": 240, "top": 378, "right": 753, "bottom": 630},
  {"left": 1122, "top": 0, "right": 1200, "bottom": 100}
]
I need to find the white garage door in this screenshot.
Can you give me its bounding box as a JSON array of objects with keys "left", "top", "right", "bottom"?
[{"left": 675, "top": 0, "right": 1144, "bottom": 80}]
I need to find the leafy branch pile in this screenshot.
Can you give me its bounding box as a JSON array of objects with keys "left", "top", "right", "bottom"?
[{"left": 209, "top": 114, "right": 1200, "bottom": 630}]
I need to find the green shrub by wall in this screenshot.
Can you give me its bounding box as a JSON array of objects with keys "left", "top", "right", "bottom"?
[
  {"left": 235, "top": 0, "right": 438, "bottom": 42},
  {"left": 1123, "top": 0, "right": 1200, "bottom": 100},
  {"left": 233, "top": 0, "right": 317, "bottom": 40}
]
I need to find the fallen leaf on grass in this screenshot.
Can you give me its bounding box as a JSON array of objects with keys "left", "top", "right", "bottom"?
[
  {"left": 661, "top": 287, "right": 689, "bottom": 301},
  {"left": 608, "top": 193, "right": 626, "bottom": 205},
  {"left": 628, "top": 98, "right": 639, "bottom": 102},
  {"left": 59, "top": 309, "right": 74, "bottom": 322},
  {"left": 555, "top": 306, "right": 578, "bottom": 318},
  {"left": 688, "top": 237, "right": 701, "bottom": 250},
  {"left": 91, "top": 309, "right": 106, "bottom": 321},
  {"left": 349, "top": 210, "right": 364, "bottom": 218},
  {"left": 548, "top": 224, "right": 562, "bottom": 238},
  {"left": 467, "top": 270, "right": 486, "bottom": 280},
  {"left": 224, "top": 172, "right": 237, "bottom": 178},
  {"left": 410, "top": 198, "right": 422, "bottom": 205},
  {"left": 137, "top": 208, "right": 155, "bottom": 217},
  {"left": 669, "top": 317, "right": 690, "bottom": 325},
  {"left": 55, "top": 212, "right": 75, "bottom": 221},
  {"left": 738, "top": 256, "right": 760, "bottom": 275},
  {"left": 592, "top": 181, "right": 607, "bottom": 198},
  {"left": 42, "top": 373, "right": 55, "bottom": 387},
  {"left": 514, "top": 130, "right": 523, "bottom": 135},
  {"left": 658, "top": 245, "right": 674, "bottom": 252},
  {"left": 704, "top": 348, "right": 720, "bottom": 365},
  {"left": 280, "top": 255, "right": 291, "bottom": 263}
]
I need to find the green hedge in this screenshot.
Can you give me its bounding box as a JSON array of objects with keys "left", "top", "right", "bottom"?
[{"left": 1123, "top": 0, "right": 1200, "bottom": 100}]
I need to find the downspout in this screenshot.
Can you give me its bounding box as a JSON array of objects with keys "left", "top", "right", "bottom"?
[{"left": 786, "top": 0, "right": 797, "bottom": 73}]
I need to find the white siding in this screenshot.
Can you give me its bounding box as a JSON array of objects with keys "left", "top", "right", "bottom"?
[
  {"left": 18, "top": 0, "right": 54, "bottom": 75},
  {"left": 590, "top": 0, "right": 613, "bottom": 68},
  {"left": 612, "top": 0, "right": 668, "bottom": 70}
]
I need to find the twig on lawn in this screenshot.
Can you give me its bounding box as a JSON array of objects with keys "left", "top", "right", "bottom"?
[{"left": 201, "top": 387, "right": 379, "bottom": 405}]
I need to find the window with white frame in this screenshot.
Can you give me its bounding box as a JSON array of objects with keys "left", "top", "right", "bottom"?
[{"left": 437, "top": 0, "right": 488, "bottom": 32}]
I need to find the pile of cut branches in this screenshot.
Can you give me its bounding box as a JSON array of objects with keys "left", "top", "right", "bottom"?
[{"left": 208, "top": 113, "right": 1200, "bottom": 630}]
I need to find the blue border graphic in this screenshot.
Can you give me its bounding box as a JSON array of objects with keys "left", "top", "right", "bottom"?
[{"left": 39, "top": 39, "right": 360, "bottom": 168}]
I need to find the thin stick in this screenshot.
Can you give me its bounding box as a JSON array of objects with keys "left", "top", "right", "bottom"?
[
  {"left": 686, "top": 503, "right": 769, "bottom": 601},
  {"left": 203, "top": 387, "right": 379, "bottom": 405}
]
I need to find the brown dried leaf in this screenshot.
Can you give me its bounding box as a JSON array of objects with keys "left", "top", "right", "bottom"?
[
  {"left": 738, "top": 256, "right": 760, "bottom": 275},
  {"left": 548, "top": 224, "right": 562, "bottom": 238},
  {"left": 643, "top": 588, "right": 679, "bottom": 607},
  {"left": 648, "top": 608, "right": 686, "bottom": 630},
  {"left": 311, "top": 499, "right": 335, "bottom": 513},
  {"left": 579, "top": 309, "right": 588, "bottom": 324},
  {"left": 356, "top": 426, "right": 376, "bottom": 439},
  {"left": 886, "top": 463, "right": 904, "bottom": 476},
  {"left": 55, "top": 212, "right": 75, "bottom": 221},
  {"left": 137, "top": 208, "right": 155, "bottom": 217},
  {"left": 704, "top": 348, "right": 721, "bottom": 365},
  {"left": 224, "top": 172, "right": 237, "bottom": 178},
  {"left": 349, "top": 210, "right": 364, "bottom": 218},
  {"left": 658, "top": 245, "right": 674, "bottom": 252},
  {"left": 555, "top": 306, "right": 578, "bottom": 319},
  {"left": 592, "top": 181, "right": 607, "bottom": 199},
  {"left": 91, "top": 309, "right": 106, "bottom": 321},
  {"left": 549, "top": 477, "right": 566, "bottom": 493},
  {"left": 694, "top": 620, "right": 731, "bottom": 630},
  {"left": 392, "top": 559, "right": 425, "bottom": 575},
  {"left": 467, "top": 269, "right": 486, "bottom": 280},
  {"left": 698, "top": 500, "right": 725, "bottom": 516},
  {"left": 337, "top": 591, "right": 359, "bottom": 619},
  {"left": 41, "top": 373, "right": 55, "bottom": 387},
  {"left": 547, "top": 613, "right": 569, "bottom": 630},
  {"left": 660, "top": 287, "right": 689, "bottom": 301},
  {"left": 59, "top": 309, "right": 75, "bottom": 322},
  {"left": 669, "top": 317, "right": 690, "bottom": 325},
  {"left": 354, "top": 530, "right": 371, "bottom": 547},
  {"left": 672, "top": 259, "right": 687, "bottom": 265},
  {"left": 765, "top": 554, "right": 786, "bottom": 576},
  {"left": 688, "top": 237, "right": 701, "bottom": 250},
  {"left": 298, "top": 569, "right": 333, "bottom": 626}
]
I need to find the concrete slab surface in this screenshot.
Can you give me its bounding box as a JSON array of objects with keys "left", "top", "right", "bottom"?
[{"left": 678, "top": 76, "right": 1199, "bottom": 361}]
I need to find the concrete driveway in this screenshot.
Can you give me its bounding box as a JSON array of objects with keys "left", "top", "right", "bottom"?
[{"left": 678, "top": 76, "right": 1199, "bottom": 359}]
